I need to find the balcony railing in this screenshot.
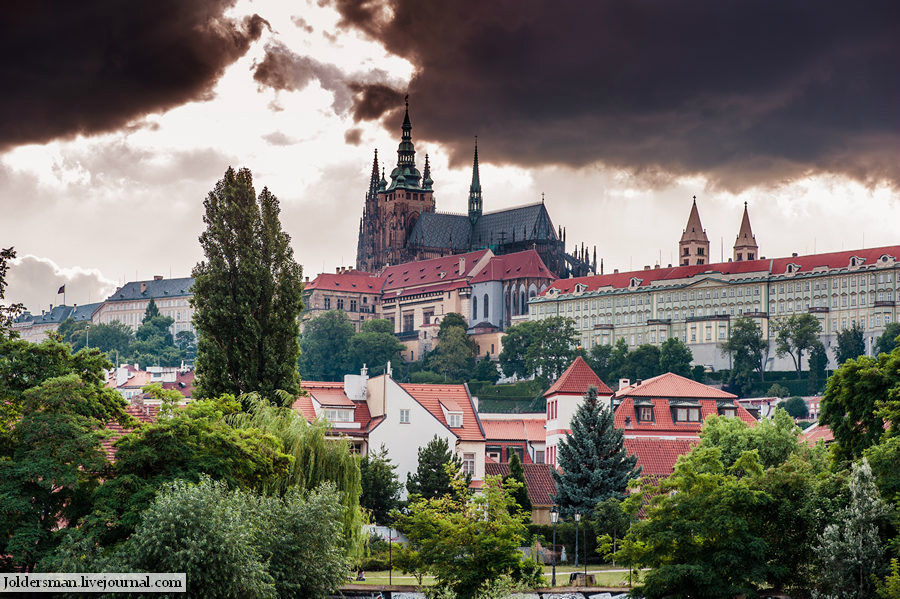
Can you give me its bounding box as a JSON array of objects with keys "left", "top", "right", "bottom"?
[
  {"left": 395, "top": 330, "right": 420, "bottom": 341},
  {"left": 808, "top": 306, "right": 830, "bottom": 313},
  {"left": 874, "top": 300, "right": 896, "bottom": 307}
]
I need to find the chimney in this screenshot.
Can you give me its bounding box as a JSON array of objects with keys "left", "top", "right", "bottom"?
[
  {"left": 792, "top": 252, "right": 798, "bottom": 257},
  {"left": 153, "top": 275, "right": 163, "bottom": 281},
  {"left": 336, "top": 267, "right": 340, "bottom": 274},
  {"left": 635, "top": 379, "right": 642, "bottom": 386},
  {"left": 140, "top": 282, "right": 147, "bottom": 293},
  {"left": 304, "top": 276, "right": 309, "bottom": 283},
  {"left": 644, "top": 265, "right": 650, "bottom": 270},
  {"left": 613, "top": 269, "right": 619, "bottom": 274},
  {"left": 618, "top": 378, "right": 631, "bottom": 391},
  {"left": 459, "top": 256, "right": 465, "bottom": 274}
]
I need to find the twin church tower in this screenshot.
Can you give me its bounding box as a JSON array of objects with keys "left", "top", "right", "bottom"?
[{"left": 679, "top": 196, "right": 759, "bottom": 266}]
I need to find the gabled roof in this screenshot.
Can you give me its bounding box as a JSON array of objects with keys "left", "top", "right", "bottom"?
[
  {"left": 107, "top": 277, "right": 194, "bottom": 302},
  {"left": 544, "top": 356, "right": 613, "bottom": 397},
  {"left": 680, "top": 198, "right": 709, "bottom": 243},
  {"left": 469, "top": 249, "right": 556, "bottom": 283},
  {"left": 382, "top": 249, "right": 489, "bottom": 292},
  {"left": 305, "top": 271, "right": 384, "bottom": 293},
  {"left": 614, "top": 395, "right": 756, "bottom": 435},
  {"left": 407, "top": 212, "right": 472, "bottom": 250},
  {"left": 614, "top": 372, "right": 737, "bottom": 399},
  {"left": 624, "top": 437, "right": 699, "bottom": 478},
  {"left": 400, "top": 383, "right": 485, "bottom": 441},
  {"left": 295, "top": 382, "right": 376, "bottom": 437},
  {"left": 160, "top": 371, "right": 195, "bottom": 398},
  {"left": 485, "top": 462, "right": 556, "bottom": 506},
  {"left": 471, "top": 203, "right": 558, "bottom": 248}
]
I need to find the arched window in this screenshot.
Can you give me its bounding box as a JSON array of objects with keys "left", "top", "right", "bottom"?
[
  {"left": 473, "top": 297, "right": 478, "bottom": 321},
  {"left": 484, "top": 294, "right": 489, "bottom": 320}
]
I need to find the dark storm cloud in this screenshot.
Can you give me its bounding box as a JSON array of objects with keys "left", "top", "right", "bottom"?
[
  {"left": 344, "top": 128, "right": 363, "bottom": 145},
  {"left": 329, "top": 0, "right": 900, "bottom": 190},
  {"left": 0, "top": 2, "right": 268, "bottom": 150}
]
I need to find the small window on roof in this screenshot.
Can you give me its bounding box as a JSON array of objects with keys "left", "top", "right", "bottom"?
[
  {"left": 447, "top": 413, "right": 463, "bottom": 428},
  {"left": 636, "top": 406, "right": 653, "bottom": 421}
]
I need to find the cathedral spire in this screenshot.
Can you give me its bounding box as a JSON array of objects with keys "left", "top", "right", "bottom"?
[
  {"left": 368, "top": 149, "right": 379, "bottom": 196},
  {"left": 387, "top": 95, "right": 420, "bottom": 189},
  {"left": 733, "top": 201, "right": 759, "bottom": 261},
  {"left": 468, "top": 137, "right": 483, "bottom": 223},
  {"left": 422, "top": 153, "right": 433, "bottom": 190}
]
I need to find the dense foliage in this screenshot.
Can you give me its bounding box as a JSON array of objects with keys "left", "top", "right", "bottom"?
[
  {"left": 774, "top": 313, "right": 822, "bottom": 379},
  {"left": 499, "top": 316, "right": 578, "bottom": 381},
  {"left": 504, "top": 451, "right": 532, "bottom": 513},
  {"left": 359, "top": 445, "right": 402, "bottom": 524},
  {"left": 300, "top": 312, "right": 407, "bottom": 380},
  {"left": 720, "top": 316, "right": 768, "bottom": 395},
  {"left": 836, "top": 322, "right": 866, "bottom": 365},
  {"left": 552, "top": 386, "right": 639, "bottom": 515},
  {"left": 192, "top": 166, "right": 304, "bottom": 401},
  {"left": 406, "top": 435, "right": 464, "bottom": 499}
]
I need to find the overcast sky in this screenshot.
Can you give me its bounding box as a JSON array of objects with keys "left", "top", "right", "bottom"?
[{"left": 2, "top": 0, "right": 899, "bottom": 313}]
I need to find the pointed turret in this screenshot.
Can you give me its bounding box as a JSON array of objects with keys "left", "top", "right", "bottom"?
[
  {"left": 468, "top": 138, "right": 483, "bottom": 223},
  {"left": 679, "top": 196, "right": 711, "bottom": 265},
  {"left": 732, "top": 201, "right": 759, "bottom": 261},
  {"left": 422, "top": 153, "right": 433, "bottom": 190},
  {"left": 387, "top": 95, "right": 421, "bottom": 190}
]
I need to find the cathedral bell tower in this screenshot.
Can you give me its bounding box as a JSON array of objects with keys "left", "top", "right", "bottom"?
[
  {"left": 679, "top": 196, "right": 710, "bottom": 266},
  {"left": 733, "top": 202, "right": 759, "bottom": 261}
]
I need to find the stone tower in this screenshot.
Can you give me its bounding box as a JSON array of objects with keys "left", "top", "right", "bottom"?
[
  {"left": 355, "top": 98, "right": 435, "bottom": 273},
  {"left": 679, "top": 196, "right": 710, "bottom": 266},
  {"left": 732, "top": 201, "right": 759, "bottom": 261}
]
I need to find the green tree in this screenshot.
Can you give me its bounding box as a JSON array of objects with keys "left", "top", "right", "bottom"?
[
  {"left": 0, "top": 373, "right": 130, "bottom": 571},
  {"left": 130, "top": 314, "right": 182, "bottom": 367},
  {"left": 348, "top": 319, "right": 405, "bottom": 372},
  {"left": 607, "top": 338, "right": 629, "bottom": 383},
  {"left": 142, "top": 297, "right": 160, "bottom": 322},
  {"left": 808, "top": 339, "right": 829, "bottom": 394},
  {"left": 690, "top": 364, "right": 706, "bottom": 382},
  {"left": 623, "top": 343, "right": 661, "bottom": 381},
  {"left": 504, "top": 451, "right": 532, "bottom": 514},
  {"left": 438, "top": 312, "right": 468, "bottom": 335},
  {"left": 593, "top": 497, "right": 631, "bottom": 563},
  {"left": 192, "top": 167, "right": 304, "bottom": 401},
  {"left": 587, "top": 343, "right": 613, "bottom": 382},
  {"left": 360, "top": 446, "right": 402, "bottom": 524},
  {"left": 819, "top": 349, "right": 899, "bottom": 462},
  {"left": 782, "top": 396, "right": 809, "bottom": 419},
  {"left": 429, "top": 325, "right": 477, "bottom": 381},
  {"left": 0, "top": 246, "right": 25, "bottom": 333},
  {"left": 78, "top": 320, "right": 134, "bottom": 356},
  {"left": 699, "top": 408, "right": 801, "bottom": 469},
  {"left": 471, "top": 356, "right": 500, "bottom": 383},
  {"left": 498, "top": 320, "right": 541, "bottom": 379},
  {"left": 875, "top": 322, "right": 900, "bottom": 356},
  {"left": 616, "top": 447, "right": 770, "bottom": 599},
  {"left": 721, "top": 316, "right": 768, "bottom": 392},
  {"left": 395, "top": 475, "right": 543, "bottom": 599},
  {"left": 57, "top": 317, "right": 88, "bottom": 349},
  {"left": 767, "top": 382, "right": 790, "bottom": 398},
  {"left": 775, "top": 313, "right": 823, "bottom": 378},
  {"left": 299, "top": 310, "right": 355, "bottom": 381},
  {"left": 836, "top": 322, "right": 866, "bottom": 364},
  {"left": 175, "top": 329, "right": 197, "bottom": 360},
  {"left": 406, "top": 435, "right": 463, "bottom": 500},
  {"left": 525, "top": 316, "right": 578, "bottom": 381},
  {"left": 814, "top": 459, "right": 890, "bottom": 599},
  {"left": 659, "top": 337, "right": 692, "bottom": 377},
  {"left": 552, "top": 386, "right": 639, "bottom": 515}
]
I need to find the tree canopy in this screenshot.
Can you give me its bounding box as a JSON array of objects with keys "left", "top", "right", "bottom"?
[
  {"left": 359, "top": 445, "right": 402, "bottom": 524},
  {"left": 299, "top": 310, "right": 355, "bottom": 381},
  {"left": 720, "top": 316, "right": 767, "bottom": 394},
  {"left": 406, "top": 435, "right": 463, "bottom": 500},
  {"left": 875, "top": 322, "right": 900, "bottom": 356},
  {"left": 499, "top": 317, "right": 578, "bottom": 382},
  {"left": 658, "top": 337, "right": 693, "bottom": 377},
  {"left": 774, "top": 313, "right": 822, "bottom": 378},
  {"left": 836, "top": 322, "right": 866, "bottom": 364},
  {"left": 192, "top": 167, "right": 304, "bottom": 401},
  {"left": 781, "top": 396, "right": 809, "bottom": 419},
  {"left": 0, "top": 246, "right": 25, "bottom": 333},
  {"left": 504, "top": 451, "right": 532, "bottom": 514}
]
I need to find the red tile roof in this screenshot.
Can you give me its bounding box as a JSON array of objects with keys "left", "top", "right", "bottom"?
[
  {"left": 305, "top": 271, "right": 384, "bottom": 292},
  {"left": 292, "top": 395, "right": 317, "bottom": 421},
  {"left": 614, "top": 372, "right": 737, "bottom": 399},
  {"left": 485, "top": 462, "right": 557, "bottom": 506},
  {"left": 101, "top": 403, "right": 160, "bottom": 461},
  {"left": 544, "top": 356, "right": 613, "bottom": 397},
  {"left": 160, "top": 371, "right": 195, "bottom": 398},
  {"left": 382, "top": 250, "right": 489, "bottom": 292},
  {"left": 624, "top": 437, "right": 699, "bottom": 478},
  {"left": 801, "top": 423, "right": 835, "bottom": 446},
  {"left": 542, "top": 245, "right": 900, "bottom": 294},
  {"left": 481, "top": 417, "right": 547, "bottom": 442},
  {"left": 615, "top": 396, "right": 756, "bottom": 435},
  {"left": 296, "top": 382, "right": 376, "bottom": 435},
  {"left": 400, "top": 383, "right": 485, "bottom": 441},
  {"left": 308, "top": 388, "right": 355, "bottom": 407},
  {"left": 469, "top": 250, "right": 556, "bottom": 283}
]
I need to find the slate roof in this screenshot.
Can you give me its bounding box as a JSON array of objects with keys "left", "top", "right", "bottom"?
[
  {"left": 544, "top": 356, "right": 613, "bottom": 397},
  {"left": 485, "top": 462, "right": 557, "bottom": 506},
  {"left": 21, "top": 304, "right": 75, "bottom": 325},
  {"left": 399, "top": 383, "right": 485, "bottom": 441},
  {"left": 106, "top": 277, "right": 194, "bottom": 302},
  {"left": 72, "top": 302, "right": 102, "bottom": 321},
  {"left": 407, "top": 203, "right": 558, "bottom": 252}
]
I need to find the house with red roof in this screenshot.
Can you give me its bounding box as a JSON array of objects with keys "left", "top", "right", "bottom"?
[
  {"left": 485, "top": 461, "right": 558, "bottom": 524},
  {"left": 544, "top": 356, "right": 614, "bottom": 467},
  {"left": 296, "top": 367, "right": 486, "bottom": 496},
  {"left": 301, "top": 268, "right": 385, "bottom": 332},
  {"left": 480, "top": 414, "right": 547, "bottom": 465}
]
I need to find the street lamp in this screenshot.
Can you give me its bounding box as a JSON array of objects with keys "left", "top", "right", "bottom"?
[
  {"left": 550, "top": 505, "right": 559, "bottom": 587},
  {"left": 574, "top": 512, "right": 582, "bottom": 568},
  {"left": 85, "top": 324, "right": 90, "bottom": 349}
]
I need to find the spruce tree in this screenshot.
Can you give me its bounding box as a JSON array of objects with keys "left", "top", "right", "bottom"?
[
  {"left": 142, "top": 297, "right": 160, "bottom": 323},
  {"left": 551, "top": 386, "right": 640, "bottom": 515},
  {"left": 192, "top": 167, "right": 304, "bottom": 403},
  {"left": 504, "top": 451, "right": 532, "bottom": 513},
  {"left": 406, "top": 435, "right": 464, "bottom": 499}
]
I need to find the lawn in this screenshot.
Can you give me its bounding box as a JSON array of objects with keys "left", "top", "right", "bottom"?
[{"left": 349, "top": 564, "right": 634, "bottom": 588}]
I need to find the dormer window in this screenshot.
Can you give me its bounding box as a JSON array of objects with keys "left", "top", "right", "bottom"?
[
  {"left": 719, "top": 406, "right": 737, "bottom": 418},
  {"left": 849, "top": 256, "right": 864, "bottom": 267},
  {"left": 630, "top": 278, "right": 643, "bottom": 288},
  {"left": 636, "top": 406, "right": 654, "bottom": 421},
  {"left": 447, "top": 413, "right": 462, "bottom": 428},
  {"left": 574, "top": 283, "right": 587, "bottom": 293},
  {"left": 674, "top": 406, "right": 701, "bottom": 422},
  {"left": 324, "top": 408, "right": 354, "bottom": 422},
  {"left": 786, "top": 263, "right": 801, "bottom": 274}
]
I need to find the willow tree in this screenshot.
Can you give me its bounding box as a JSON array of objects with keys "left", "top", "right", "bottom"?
[
  {"left": 228, "top": 394, "right": 364, "bottom": 555},
  {"left": 192, "top": 167, "right": 304, "bottom": 403}
]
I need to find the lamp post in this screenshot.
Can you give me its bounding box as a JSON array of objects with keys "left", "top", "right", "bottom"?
[
  {"left": 85, "top": 324, "right": 90, "bottom": 349},
  {"left": 550, "top": 505, "right": 559, "bottom": 587},
  {"left": 388, "top": 526, "right": 392, "bottom": 586},
  {"left": 574, "top": 512, "right": 581, "bottom": 569}
]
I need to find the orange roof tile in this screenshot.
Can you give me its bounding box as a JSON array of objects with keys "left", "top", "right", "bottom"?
[
  {"left": 101, "top": 403, "right": 160, "bottom": 461},
  {"left": 292, "top": 395, "right": 317, "bottom": 421},
  {"left": 485, "top": 462, "right": 557, "bottom": 506},
  {"left": 544, "top": 356, "right": 612, "bottom": 397},
  {"left": 614, "top": 372, "right": 736, "bottom": 399},
  {"left": 481, "top": 416, "right": 546, "bottom": 442},
  {"left": 382, "top": 249, "right": 489, "bottom": 291},
  {"left": 305, "top": 271, "right": 384, "bottom": 292},
  {"left": 801, "top": 423, "right": 835, "bottom": 446},
  {"left": 624, "top": 437, "right": 699, "bottom": 478},
  {"left": 400, "top": 383, "right": 485, "bottom": 441},
  {"left": 469, "top": 250, "right": 556, "bottom": 283},
  {"left": 309, "top": 388, "right": 355, "bottom": 407},
  {"left": 615, "top": 396, "right": 756, "bottom": 435}
]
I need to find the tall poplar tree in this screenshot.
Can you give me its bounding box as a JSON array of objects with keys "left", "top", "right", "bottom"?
[
  {"left": 552, "top": 386, "right": 639, "bottom": 515},
  {"left": 192, "top": 167, "right": 304, "bottom": 403}
]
